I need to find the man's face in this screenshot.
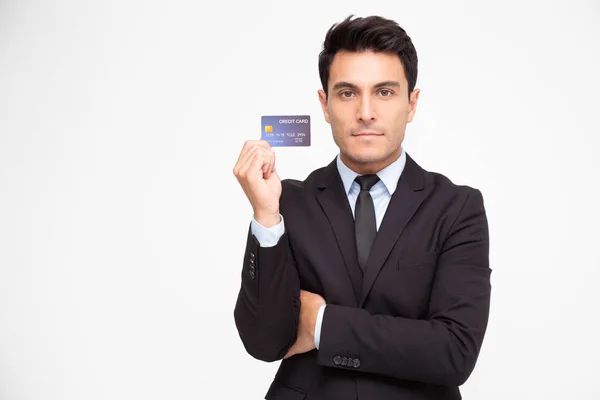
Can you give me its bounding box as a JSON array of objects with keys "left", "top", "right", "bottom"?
[{"left": 318, "top": 50, "right": 420, "bottom": 174}]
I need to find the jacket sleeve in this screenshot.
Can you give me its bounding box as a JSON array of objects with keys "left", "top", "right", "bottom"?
[
  {"left": 317, "top": 188, "right": 491, "bottom": 386},
  {"left": 233, "top": 225, "right": 301, "bottom": 362}
]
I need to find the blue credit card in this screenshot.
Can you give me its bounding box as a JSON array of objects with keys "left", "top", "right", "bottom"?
[{"left": 261, "top": 115, "right": 311, "bottom": 147}]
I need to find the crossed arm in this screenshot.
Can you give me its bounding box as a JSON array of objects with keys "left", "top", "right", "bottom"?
[{"left": 233, "top": 189, "right": 490, "bottom": 386}]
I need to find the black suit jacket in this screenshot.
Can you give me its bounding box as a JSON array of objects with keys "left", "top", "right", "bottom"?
[{"left": 234, "top": 153, "right": 491, "bottom": 400}]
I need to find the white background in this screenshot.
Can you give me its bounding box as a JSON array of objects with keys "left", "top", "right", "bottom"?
[{"left": 1, "top": 0, "right": 599, "bottom": 399}]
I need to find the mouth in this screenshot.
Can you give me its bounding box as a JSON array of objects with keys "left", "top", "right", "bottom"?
[{"left": 352, "top": 131, "right": 383, "bottom": 137}]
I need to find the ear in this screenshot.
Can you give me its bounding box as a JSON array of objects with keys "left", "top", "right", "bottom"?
[
  {"left": 407, "top": 88, "right": 421, "bottom": 123},
  {"left": 318, "top": 89, "right": 330, "bottom": 123}
]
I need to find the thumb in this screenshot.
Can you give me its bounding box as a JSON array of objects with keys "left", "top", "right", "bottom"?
[{"left": 284, "top": 344, "right": 297, "bottom": 359}]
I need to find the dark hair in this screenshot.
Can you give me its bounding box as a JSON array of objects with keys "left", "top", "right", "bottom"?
[{"left": 318, "top": 15, "right": 418, "bottom": 99}]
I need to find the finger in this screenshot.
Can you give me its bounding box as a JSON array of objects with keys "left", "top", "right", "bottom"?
[
  {"left": 236, "top": 145, "right": 262, "bottom": 181},
  {"left": 246, "top": 149, "right": 273, "bottom": 183},
  {"left": 254, "top": 140, "right": 273, "bottom": 151},
  {"left": 244, "top": 139, "right": 272, "bottom": 153},
  {"left": 238, "top": 142, "right": 267, "bottom": 170},
  {"left": 286, "top": 339, "right": 301, "bottom": 359},
  {"left": 257, "top": 148, "right": 275, "bottom": 179},
  {"left": 233, "top": 140, "right": 258, "bottom": 175},
  {"left": 262, "top": 149, "right": 272, "bottom": 178},
  {"left": 233, "top": 144, "right": 252, "bottom": 177},
  {"left": 241, "top": 148, "right": 264, "bottom": 182},
  {"left": 270, "top": 150, "right": 276, "bottom": 175},
  {"left": 284, "top": 346, "right": 296, "bottom": 359},
  {"left": 239, "top": 145, "right": 272, "bottom": 177},
  {"left": 264, "top": 150, "right": 275, "bottom": 179},
  {"left": 245, "top": 139, "right": 272, "bottom": 150},
  {"left": 235, "top": 141, "right": 272, "bottom": 175}
]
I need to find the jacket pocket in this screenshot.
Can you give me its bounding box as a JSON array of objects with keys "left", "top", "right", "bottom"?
[{"left": 265, "top": 381, "right": 306, "bottom": 400}]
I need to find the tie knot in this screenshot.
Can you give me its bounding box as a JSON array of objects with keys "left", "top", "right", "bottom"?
[{"left": 355, "top": 174, "right": 380, "bottom": 191}]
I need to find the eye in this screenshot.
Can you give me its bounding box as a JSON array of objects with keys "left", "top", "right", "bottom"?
[
  {"left": 340, "top": 91, "right": 355, "bottom": 98},
  {"left": 379, "top": 89, "right": 394, "bottom": 97}
]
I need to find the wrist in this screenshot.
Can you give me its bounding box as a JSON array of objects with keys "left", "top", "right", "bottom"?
[{"left": 254, "top": 212, "right": 281, "bottom": 228}]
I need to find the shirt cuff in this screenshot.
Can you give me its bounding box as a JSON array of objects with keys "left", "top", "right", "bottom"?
[
  {"left": 314, "top": 304, "right": 326, "bottom": 350},
  {"left": 250, "top": 214, "right": 285, "bottom": 247}
]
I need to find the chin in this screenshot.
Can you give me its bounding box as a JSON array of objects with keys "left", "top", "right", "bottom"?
[{"left": 347, "top": 150, "right": 387, "bottom": 164}]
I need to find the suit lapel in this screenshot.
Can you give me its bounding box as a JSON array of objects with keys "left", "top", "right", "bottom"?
[
  {"left": 316, "top": 159, "right": 362, "bottom": 305},
  {"left": 359, "top": 154, "right": 430, "bottom": 307}
]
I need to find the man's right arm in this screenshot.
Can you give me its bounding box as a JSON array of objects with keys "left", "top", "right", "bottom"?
[
  {"left": 251, "top": 216, "right": 326, "bottom": 351},
  {"left": 233, "top": 213, "right": 302, "bottom": 362}
]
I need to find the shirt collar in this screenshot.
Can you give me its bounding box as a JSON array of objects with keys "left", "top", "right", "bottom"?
[{"left": 336, "top": 148, "right": 406, "bottom": 196}]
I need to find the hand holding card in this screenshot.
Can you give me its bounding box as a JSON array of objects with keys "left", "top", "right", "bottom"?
[{"left": 232, "top": 140, "right": 282, "bottom": 228}]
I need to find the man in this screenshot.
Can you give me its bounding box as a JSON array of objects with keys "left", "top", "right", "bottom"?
[{"left": 233, "top": 14, "right": 491, "bottom": 400}]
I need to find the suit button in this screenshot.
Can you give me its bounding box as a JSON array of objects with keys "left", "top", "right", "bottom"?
[
  {"left": 333, "top": 356, "right": 341, "bottom": 365},
  {"left": 341, "top": 357, "right": 348, "bottom": 366},
  {"left": 249, "top": 270, "right": 255, "bottom": 280},
  {"left": 353, "top": 358, "right": 360, "bottom": 368},
  {"left": 249, "top": 258, "right": 255, "bottom": 266},
  {"left": 347, "top": 357, "right": 353, "bottom": 366}
]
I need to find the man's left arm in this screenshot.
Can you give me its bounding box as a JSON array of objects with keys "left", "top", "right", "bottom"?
[{"left": 317, "top": 188, "right": 491, "bottom": 387}]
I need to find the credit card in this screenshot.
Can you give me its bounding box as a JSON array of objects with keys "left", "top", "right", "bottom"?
[{"left": 261, "top": 115, "right": 311, "bottom": 147}]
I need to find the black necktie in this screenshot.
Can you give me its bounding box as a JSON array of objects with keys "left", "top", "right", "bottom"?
[{"left": 354, "top": 174, "right": 380, "bottom": 271}]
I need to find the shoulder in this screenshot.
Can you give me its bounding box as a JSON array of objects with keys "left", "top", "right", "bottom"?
[
  {"left": 430, "top": 169, "right": 482, "bottom": 196},
  {"left": 404, "top": 151, "right": 484, "bottom": 213},
  {"left": 423, "top": 167, "right": 486, "bottom": 215},
  {"left": 417, "top": 164, "right": 488, "bottom": 241}
]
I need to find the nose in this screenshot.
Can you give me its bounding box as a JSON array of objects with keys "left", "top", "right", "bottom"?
[{"left": 357, "top": 95, "right": 376, "bottom": 122}]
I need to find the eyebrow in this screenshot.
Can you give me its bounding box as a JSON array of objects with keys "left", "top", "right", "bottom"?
[{"left": 331, "top": 80, "right": 401, "bottom": 91}]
